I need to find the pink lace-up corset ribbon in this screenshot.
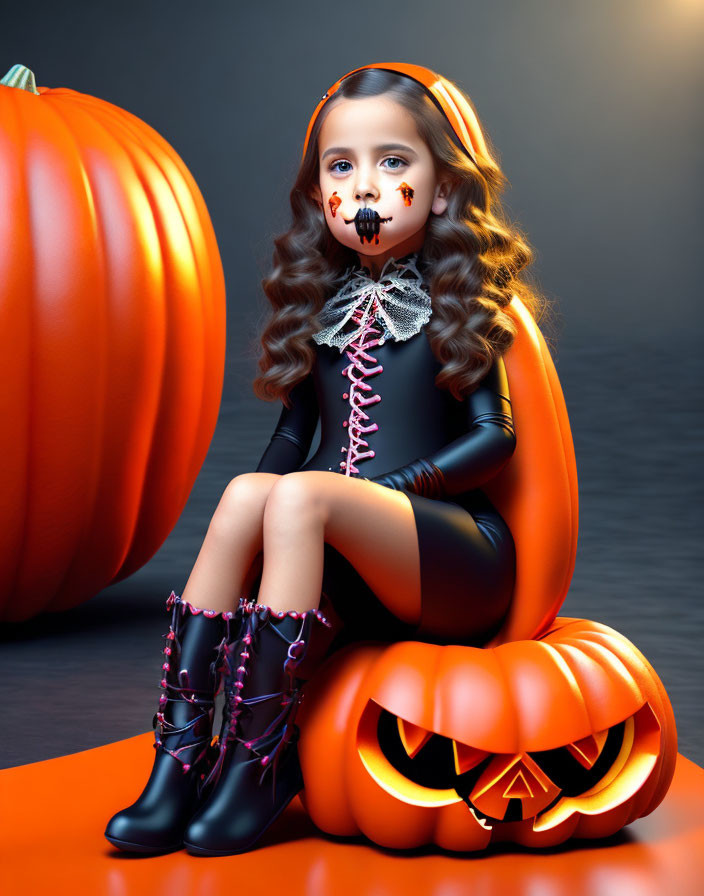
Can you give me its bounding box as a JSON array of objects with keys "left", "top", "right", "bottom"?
[{"left": 339, "top": 301, "right": 384, "bottom": 475}]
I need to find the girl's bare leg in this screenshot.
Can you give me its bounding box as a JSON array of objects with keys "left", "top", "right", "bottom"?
[
  {"left": 258, "top": 471, "right": 422, "bottom": 625},
  {"left": 180, "top": 472, "right": 281, "bottom": 613}
]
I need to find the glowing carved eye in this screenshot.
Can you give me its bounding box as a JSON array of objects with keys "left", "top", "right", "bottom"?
[
  {"left": 396, "top": 717, "right": 433, "bottom": 758},
  {"left": 566, "top": 730, "right": 608, "bottom": 769},
  {"left": 453, "top": 740, "right": 490, "bottom": 776}
]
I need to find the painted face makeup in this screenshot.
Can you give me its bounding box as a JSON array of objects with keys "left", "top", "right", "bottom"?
[
  {"left": 328, "top": 191, "right": 342, "bottom": 217},
  {"left": 396, "top": 182, "right": 414, "bottom": 207},
  {"left": 344, "top": 206, "right": 393, "bottom": 245}
]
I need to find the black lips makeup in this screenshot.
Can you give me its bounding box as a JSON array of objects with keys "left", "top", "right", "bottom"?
[{"left": 347, "top": 207, "right": 393, "bottom": 245}]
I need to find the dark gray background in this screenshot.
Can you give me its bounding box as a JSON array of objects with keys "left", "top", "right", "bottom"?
[{"left": 1, "top": 0, "right": 702, "bottom": 769}]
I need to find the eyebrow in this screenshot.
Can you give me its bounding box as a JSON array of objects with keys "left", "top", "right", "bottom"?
[{"left": 320, "top": 143, "right": 418, "bottom": 161}]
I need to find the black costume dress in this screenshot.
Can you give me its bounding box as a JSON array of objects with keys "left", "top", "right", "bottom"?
[{"left": 254, "top": 252, "right": 516, "bottom": 648}]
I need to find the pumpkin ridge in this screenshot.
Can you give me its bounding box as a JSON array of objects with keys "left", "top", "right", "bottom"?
[
  {"left": 425, "top": 644, "right": 445, "bottom": 736},
  {"left": 97, "top": 98, "right": 215, "bottom": 488},
  {"left": 1, "top": 87, "right": 35, "bottom": 613},
  {"left": 72, "top": 101, "right": 173, "bottom": 569},
  {"left": 520, "top": 305, "right": 571, "bottom": 636},
  {"left": 37, "top": 95, "right": 115, "bottom": 597},
  {"left": 491, "top": 641, "right": 521, "bottom": 753},
  {"left": 67, "top": 94, "right": 218, "bottom": 507},
  {"left": 549, "top": 641, "right": 599, "bottom": 735},
  {"left": 536, "top": 639, "right": 593, "bottom": 739},
  {"left": 560, "top": 638, "right": 647, "bottom": 720},
  {"left": 537, "top": 329, "right": 579, "bottom": 624},
  {"left": 12, "top": 91, "right": 111, "bottom": 609},
  {"left": 580, "top": 630, "right": 657, "bottom": 680}
]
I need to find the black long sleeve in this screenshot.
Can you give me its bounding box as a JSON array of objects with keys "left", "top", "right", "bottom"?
[
  {"left": 370, "top": 355, "right": 515, "bottom": 498},
  {"left": 254, "top": 373, "right": 320, "bottom": 475}
]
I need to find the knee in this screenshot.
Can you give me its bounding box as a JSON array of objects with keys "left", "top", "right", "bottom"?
[
  {"left": 209, "top": 473, "right": 270, "bottom": 541},
  {"left": 263, "top": 472, "right": 324, "bottom": 535}
]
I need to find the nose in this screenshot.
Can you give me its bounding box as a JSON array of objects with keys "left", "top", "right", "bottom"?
[{"left": 354, "top": 170, "right": 379, "bottom": 204}]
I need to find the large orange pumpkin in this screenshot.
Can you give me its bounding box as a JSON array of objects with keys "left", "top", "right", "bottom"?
[
  {"left": 0, "top": 65, "right": 226, "bottom": 621},
  {"left": 298, "top": 617, "right": 677, "bottom": 851}
]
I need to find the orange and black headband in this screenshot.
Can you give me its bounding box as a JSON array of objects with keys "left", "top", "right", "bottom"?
[{"left": 301, "top": 62, "right": 489, "bottom": 166}]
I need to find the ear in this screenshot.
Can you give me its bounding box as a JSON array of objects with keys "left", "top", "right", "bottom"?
[
  {"left": 310, "top": 183, "right": 324, "bottom": 209},
  {"left": 431, "top": 178, "right": 452, "bottom": 216}
]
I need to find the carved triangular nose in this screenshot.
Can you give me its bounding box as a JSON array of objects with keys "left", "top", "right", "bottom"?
[
  {"left": 470, "top": 753, "right": 560, "bottom": 821},
  {"left": 504, "top": 768, "right": 533, "bottom": 799}
]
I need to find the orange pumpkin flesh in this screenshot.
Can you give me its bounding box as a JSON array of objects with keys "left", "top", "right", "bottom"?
[{"left": 298, "top": 618, "right": 677, "bottom": 851}]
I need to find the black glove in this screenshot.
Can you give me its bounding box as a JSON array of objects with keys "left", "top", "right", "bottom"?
[
  {"left": 370, "top": 356, "right": 515, "bottom": 500},
  {"left": 370, "top": 458, "right": 447, "bottom": 498}
]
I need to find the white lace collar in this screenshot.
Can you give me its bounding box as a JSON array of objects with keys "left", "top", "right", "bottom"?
[{"left": 312, "top": 252, "right": 432, "bottom": 352}]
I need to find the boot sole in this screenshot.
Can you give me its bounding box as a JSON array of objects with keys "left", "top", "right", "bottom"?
[
  {"left": 104, "top": 833, "right": 184, "bottom": 855},
  {"left": 182, "top": 786, "right": 297, "bottom": 856}
]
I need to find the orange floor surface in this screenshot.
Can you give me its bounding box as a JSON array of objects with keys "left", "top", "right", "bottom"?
[{"left": 2, "top": 733, "right": 703, "bottom": 895}]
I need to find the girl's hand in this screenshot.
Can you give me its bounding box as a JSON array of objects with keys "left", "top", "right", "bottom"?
[
  {"left": 370, "top": 469, "right": 410, "bottom": 491},
  {"left": 370, "top": 458, "right": 449, "bottom": 498}
]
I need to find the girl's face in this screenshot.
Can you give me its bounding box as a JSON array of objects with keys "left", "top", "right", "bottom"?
[{"left": 311, "top": 95, "right": 451, "bottom": 276}]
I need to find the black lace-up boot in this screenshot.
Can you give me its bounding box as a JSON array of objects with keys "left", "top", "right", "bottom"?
[
  {"left": 182, "top": 600, "right": 336, "bottom": 856},
  {"left": 104, "top": 591, "right": 246, "bottom": 854}
]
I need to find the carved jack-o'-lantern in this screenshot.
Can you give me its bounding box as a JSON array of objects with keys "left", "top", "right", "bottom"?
[{"left": 298, "top": 617, "right": 677, "bottom": 851}]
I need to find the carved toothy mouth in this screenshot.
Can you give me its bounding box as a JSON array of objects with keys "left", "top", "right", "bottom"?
[{"left": 465, "top": 803, "right": 494, "bottom": 830}]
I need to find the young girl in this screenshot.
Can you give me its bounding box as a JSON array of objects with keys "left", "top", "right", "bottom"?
[{"left": 105, "top": 62, "right": 549, "bottom": 857}]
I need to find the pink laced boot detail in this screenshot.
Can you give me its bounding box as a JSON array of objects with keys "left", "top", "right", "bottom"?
[
  {"left": 165, "top": 589, "right": 241, "bottom": 621},
  {"left": 339, "top": 299, "right": 384, "bottom": 476},
  {"left": 154, "top": 592, "right": 247, "bottom": 781},
  {"left": 201, "top": 600, "right": 332, "bottom": 800}
]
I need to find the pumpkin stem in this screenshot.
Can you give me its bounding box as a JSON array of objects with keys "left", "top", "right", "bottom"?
[{"left": 1, "top": 64, "right": 40, "bottom": 95}]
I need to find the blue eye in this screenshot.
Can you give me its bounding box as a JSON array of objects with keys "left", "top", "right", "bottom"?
[
  {"left": 383, "top": 156, "right": 406, "bottom": 170},
  {"left": 330, "top": 160, "right": 351, "bottom": 173}
]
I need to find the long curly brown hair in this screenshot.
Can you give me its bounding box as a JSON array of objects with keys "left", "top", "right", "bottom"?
[{"left": 252, "top": 68, "right": 553, "bottom": 406}]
